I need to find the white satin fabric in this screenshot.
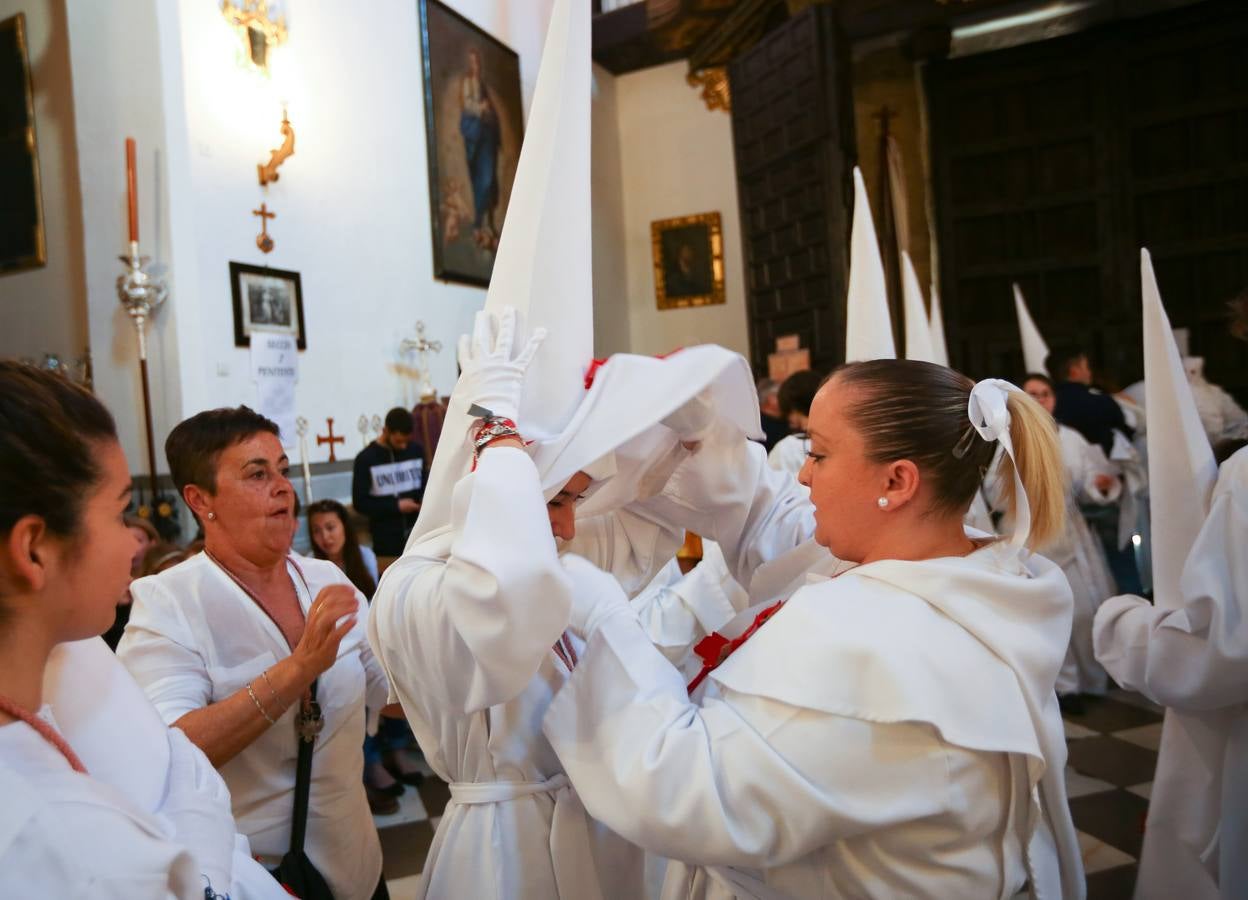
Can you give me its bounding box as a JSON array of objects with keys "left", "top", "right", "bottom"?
[{"left": 1094, "top": 447, "right": 1248, "bottom": 898}]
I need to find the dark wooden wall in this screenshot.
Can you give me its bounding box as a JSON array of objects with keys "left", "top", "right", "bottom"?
[
  {"left": 729, "top": 5, "right": 857, "bottom": 375},
  {"left": 927, "top": 0, "right": 1248, "bottom": 402}
]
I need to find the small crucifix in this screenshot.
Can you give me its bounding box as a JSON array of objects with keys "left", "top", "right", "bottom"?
[
  {"left": 252, "top": 202, "right": 276, "bottom": 254},
  {"left": 317, "top": 416, "right": 345, "bottom": 462},
  {"left": 399, "top": 321, "right": 443, "bottom": 402}
]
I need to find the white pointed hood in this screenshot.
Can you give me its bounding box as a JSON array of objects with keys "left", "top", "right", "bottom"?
[
  {"left": 1141, "top": 248, "right": 1219, "bottom": 608},
  {"left": 405, "top": 0, "right": 758, "bottom": 554},
  {"left": 844, "top": 167, "right": 895, "bottom": 362},
  {"left": 900, "top": 251, "right": 936, "bottom": 362},
  {"left": 928, "top": 282, "right": 950, "bottom": 367},
  {"left": 1013, "top": 283, "right": 1050, "bottom": 375}
]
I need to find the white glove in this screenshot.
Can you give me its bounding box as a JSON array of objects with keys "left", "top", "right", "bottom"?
[
  {"left": 662, "top": 389, "right": 716, "bottom": 444},
  {"left": 160, "top": 727, "right": 236, "bottom": 895},
  {"left": 562, "top": 554, "right": 635, "bottom": 641},
  {"left": 455, "top": 306, "right": 546, "bottom": 424}
]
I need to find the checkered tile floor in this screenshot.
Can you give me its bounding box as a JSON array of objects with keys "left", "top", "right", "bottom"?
[{"left": 378, "top": 690, "right": 1164, "bottom": 898}]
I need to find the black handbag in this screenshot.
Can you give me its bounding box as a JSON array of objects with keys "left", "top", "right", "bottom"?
[{"left": 272, "top": 680, "right": 335, "bottom": 900}]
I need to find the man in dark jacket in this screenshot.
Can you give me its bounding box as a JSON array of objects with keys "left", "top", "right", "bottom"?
[
  {"left": 352, "top": 407, "right": 424, "bottom": 572},
  {"left": 1047, "top": 345, "right": 1132, "bottom": 456}
]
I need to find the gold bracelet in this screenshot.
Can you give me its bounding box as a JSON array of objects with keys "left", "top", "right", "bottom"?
[
  {"left": 260, "top": 669, "right": 281, "bottom": 704},
  {"left": 246, "top": 681, "right": 277, "bottom": 725}
]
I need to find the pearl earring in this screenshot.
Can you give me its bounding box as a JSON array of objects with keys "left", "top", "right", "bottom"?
[
  {"left": 877, "top": 497, "right": 889, "bottom": 509},
  {"left": 207, "top": 512, "right": 216, "bottom": 520}
]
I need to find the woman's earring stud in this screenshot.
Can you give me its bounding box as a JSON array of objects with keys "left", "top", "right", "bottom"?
[
  {"left": 207, "top": 512, "right": 216, "bottom": 520},
  {"left": 877, "top": 497, "right": 889, "bottom": 509}
]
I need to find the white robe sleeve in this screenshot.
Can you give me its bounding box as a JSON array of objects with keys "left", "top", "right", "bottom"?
[
  {"left": 630, "top": 543, "right": 750, "bottom": 664},
  {"left": 1093, "top": 452, "right": 1248, "bottom": 710},
  {"left": 1063, "top": 428, "right": 1121, "bottom": 506},
  {"left": 642, "top": 425, "right": 816, "bottom": 588},
  {"left": 370, "top": 446, "right": 573, "bottom": 715},
  {"left": 117, "top": 581, "right": 212, "bottom": 725},
  {"left": 561, "top": 502, "right": 685, "bottom": 599},
  {"left": 543, "top": 611, "right": 953, "bottom": 869}
]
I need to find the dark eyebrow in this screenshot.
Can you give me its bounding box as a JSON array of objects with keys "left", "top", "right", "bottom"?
[{"left": 242, "top": 458, "right": 272, "bottom": 470}]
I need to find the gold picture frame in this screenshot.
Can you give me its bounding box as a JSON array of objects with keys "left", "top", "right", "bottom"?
[
  {"left": 652, "top": 212, "right": 725, "bottom": 310},
  {"left": 0, "top": 13, "right": 47, "bottom": 274}
]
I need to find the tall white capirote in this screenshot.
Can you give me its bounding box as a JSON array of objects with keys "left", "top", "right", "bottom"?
[
  {"left": 1140, "top": 248, "right": 1219, "bottom": 608},
  {"left": 844, "top": 167, "right": 895, "bottom": 362},
  {"left": 900, "top": 251, "right": 936, "bottom": 363},
  {"left": 1013, "top": 283, "right": 1050, "bottom": 375},
  {"left": 928, "top": 283, "right": 950, "bottom": 367}
]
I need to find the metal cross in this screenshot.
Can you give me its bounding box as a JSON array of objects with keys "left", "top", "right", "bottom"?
[{"left": 400, "top": 321, "right": 443, "bottom": 401}]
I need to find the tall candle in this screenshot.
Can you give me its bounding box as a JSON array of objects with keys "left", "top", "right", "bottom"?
[{"left": 125, "top": 137, "right": 138, "bottom": 244}]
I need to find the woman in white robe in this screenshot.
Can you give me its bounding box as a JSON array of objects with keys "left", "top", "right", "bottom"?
[
  {"left": 367, "top": 309, "right": 762, "bottom": 899},
  {"left": 0, "top": 363, "right": 234, "bottom": 900},
  {"left": 118, "top": 407, "right": 392, "bottom": 900},
  {"left": 1094, "top": 445, "right": 1248, "bottom": 897},
  {"left": 542, "top": 362, "right": 1086, "bottom": 899},
  {"left": 1025, "top": 373, "right": 1120, "bottom": 698}
]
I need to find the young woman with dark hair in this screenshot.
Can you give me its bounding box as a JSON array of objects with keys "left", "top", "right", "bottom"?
[
  {"left": 306, "top": 499, "right": 377, "bottom": 596},
  {"left": 545, "top": 359, "right": 1085, "bottom": 898},
  {"left": 0, "top": 362, "right": 254, "bottom": 899}
]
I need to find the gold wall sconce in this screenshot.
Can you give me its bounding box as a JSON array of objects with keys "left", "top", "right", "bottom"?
[
  {"left": 258, "top": 108, "right": 295, "bottom": 186},
  {"left": 221, "top": 0, "right": 287, "bottom": 75}
]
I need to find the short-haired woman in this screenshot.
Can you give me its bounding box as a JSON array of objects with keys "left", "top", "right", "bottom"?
[
  {"left": 546, "top": 361, "right": 1085, "bottom": 898},
  {"left": 0, "top": 362, "right": 246, "bottom": 899},
  {"left": 118, "top": 406, "right": 392, "bottom": 900}
]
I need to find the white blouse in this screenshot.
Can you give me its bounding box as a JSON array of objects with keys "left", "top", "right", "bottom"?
[
  {"left": 119, "top": 553, "right": 391, "bottom": 900},
  {"left": 0, "top": 711, "right": 200, "bottom": 899}
]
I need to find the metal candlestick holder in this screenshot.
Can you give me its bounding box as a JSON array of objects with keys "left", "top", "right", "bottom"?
[{"left": 117, "top": 239, "right": 169, "bottom": 502}]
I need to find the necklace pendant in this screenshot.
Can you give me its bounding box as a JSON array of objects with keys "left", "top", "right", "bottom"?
[{"left": 296, "top": 700, "right": 324, "bottom": 742}]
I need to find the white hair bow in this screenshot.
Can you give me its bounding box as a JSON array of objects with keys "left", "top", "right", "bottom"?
[{"left": 967, "top": 379, "right": 1030, "bottom": 551}]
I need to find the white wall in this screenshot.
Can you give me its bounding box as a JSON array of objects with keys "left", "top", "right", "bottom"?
[
  {"left": 165, "top": 0, "right": 556, "bottom": 451},
  {"left": 0, "top": 0, "right": 87, "bottom": 363},
  {"left": 614, "top": 61, "right": 748, "bottom": 357}
]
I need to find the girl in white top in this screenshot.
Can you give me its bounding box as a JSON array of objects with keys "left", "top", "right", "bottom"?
[
  {"left": 0, "top": 363, "right": 233, "bottom": 900},
  {"left": 542, "top": 361, "right": 1086, "bottom": 899},
  {"left": 119, "top": 407, "right": 392, "bottom": 900},
  {"left": 1024, "top": 373, "right": 1121, "bottom": 698}
]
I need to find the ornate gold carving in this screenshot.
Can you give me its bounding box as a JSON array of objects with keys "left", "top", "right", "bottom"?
[
  {"left": 686, "top": 66, "right": 731, "bottom": 113},
  {"left": 221, "top": 0, "right": 288, "bottom": 75},
  {"left": 257, "top": 108, "right": 295, "bottom": 186}
]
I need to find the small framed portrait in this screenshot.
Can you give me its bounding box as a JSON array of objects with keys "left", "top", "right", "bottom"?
[
  {"left": 0, "top": 14, "right": 47, "bottom": 274},
  {"left": 651, "top": 212, "right": 726, "bottom": 310},
  {"left": 229, "top": 262, "right": 306, "bottom": 350}
]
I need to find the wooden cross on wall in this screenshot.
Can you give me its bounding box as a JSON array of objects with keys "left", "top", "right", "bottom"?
[
  {"left": 253, "top": 202, "right": 276, "bottom": 254},
  {"left": 317, "top": 417, "right": 344, "bottom": 462}
]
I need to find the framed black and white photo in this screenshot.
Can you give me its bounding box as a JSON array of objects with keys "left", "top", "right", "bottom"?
[{"left": 229, "top": 261, "right": 306, "bottom": 349}]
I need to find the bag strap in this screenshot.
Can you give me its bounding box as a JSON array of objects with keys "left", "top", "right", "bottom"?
[{"left": 289, "top": 678, "right": 319, "bottom": 855}]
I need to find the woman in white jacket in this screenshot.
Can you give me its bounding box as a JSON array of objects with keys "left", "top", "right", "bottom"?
[
  {"left": 1024, "top": 373, "right": 1121, "bottom": 701},
  {"left": 543, "top": 361, "right": 1086, "bottom": 899}
]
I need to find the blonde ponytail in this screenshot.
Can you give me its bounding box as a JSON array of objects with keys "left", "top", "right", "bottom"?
[{"left": 998, "top": 391, "right": 1066, "bottom": 550}]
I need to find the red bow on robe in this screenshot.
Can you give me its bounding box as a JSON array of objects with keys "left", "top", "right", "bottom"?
[{"left": 686, "top": 600, "right": 785, "bottom": 695}]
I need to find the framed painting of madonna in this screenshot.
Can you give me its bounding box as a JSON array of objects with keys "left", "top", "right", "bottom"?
[{"left": 419, "top": 0, "right": 525, "bottom": 287}]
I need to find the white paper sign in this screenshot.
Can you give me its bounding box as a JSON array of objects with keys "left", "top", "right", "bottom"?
[
  {"left": 369, "top": 458, "right": 424, "bottom": 496},
  {"left": 251, "top": 332, "right": 298, "bottom": 445}
]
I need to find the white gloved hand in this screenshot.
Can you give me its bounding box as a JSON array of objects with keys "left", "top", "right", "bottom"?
[
  {"left": 160, "top": 726, "right": 236, "bottom": 895},
  {"left": 661, "top": 389, "right": 716, "bottom": 444},
  {"left": 562, "top": 554, "right": 634, "bottom": 642},
  {"left": 455, "top": 306, "right": 546, "bottom": 424}
]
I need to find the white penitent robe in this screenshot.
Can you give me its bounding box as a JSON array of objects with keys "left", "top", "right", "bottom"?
[
  {"left": 367, "top": 446, "right": 684, "bottom": 900},
  {"left": 547, "top": 432, "right": 1083, "bottom": 899},
  {"left": 766, "top": 432, "right": 809, "bottom": 475},
  {"left": 545, "top": 540, "right": 1083, "bottom": 900},
  {"left": 1051, "top": 425, "right": 1121, "bottom": 696},
  {"left": 119, "top": 555, "right": 391, "bottom": 900},
  {"left": 0, "top": 708, "right": 200, "bottom": 899},
  {"left": 1093, "top": 447, "right": 1248, "bottom": 899}
]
